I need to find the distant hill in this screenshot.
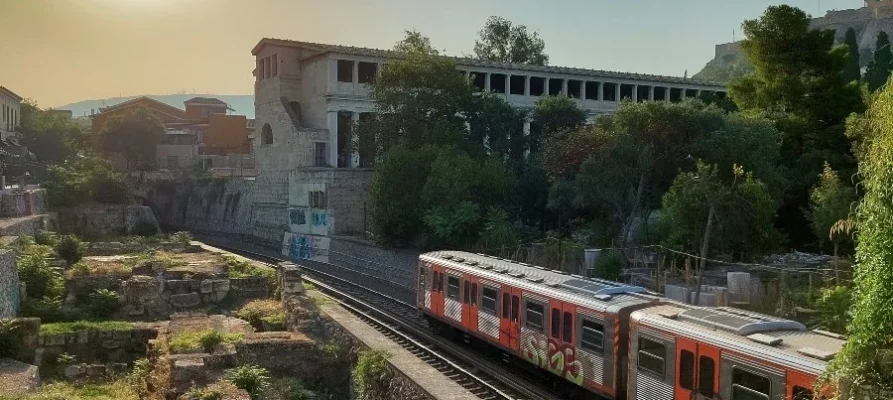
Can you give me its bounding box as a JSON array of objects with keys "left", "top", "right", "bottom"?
[{"left": 56, "top": 94, "right": 255, "bottom": 119}]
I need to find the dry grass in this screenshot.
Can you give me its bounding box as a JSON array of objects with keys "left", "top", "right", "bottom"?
[{"left": 0, "top": 380, "right": 139, "bottom": 400}]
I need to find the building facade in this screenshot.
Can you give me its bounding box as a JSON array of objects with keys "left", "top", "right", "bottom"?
[
  {"left": 0, "top": 86, "right": 23, "bottom": 141},
  {"left": 251, "top": 38, "right": 727, "bottom": 259},
  {"left": 91, "top": 96, "right": 252, "bottom": 172}
]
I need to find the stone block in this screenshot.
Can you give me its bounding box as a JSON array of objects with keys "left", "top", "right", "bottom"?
[
  {"left": 64, "top": 363, "right": 86, "bottom": 379},
  {"left": 165, "top": 280, "right": 196, "bottom": 295},
  {"left": 126, "top": 304, "right": 145, "bottom": 316},
  {"left": 212, "top": 280, "right": 230, "bottom": 292},
  {"left": 110, "top": 363, "right": 128, "bottom": 375},
  {"left": 665, "top": 285, "right": 691, "bottom": 304},
  {"left": 200, "top": 279, "right": 214, "bottom": 294},
  {"left": 169, "top": 293, "right": 201, "bottom": 308},
  {"left": 86, "top": 364, "right": 106, "bottom": 377}
]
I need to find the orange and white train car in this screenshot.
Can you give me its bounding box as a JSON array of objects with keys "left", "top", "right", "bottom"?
[{"left": 417, "top": 250, "right": 845, "bottom": 400}]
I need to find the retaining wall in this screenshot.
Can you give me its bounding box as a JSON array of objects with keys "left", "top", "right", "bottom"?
[
  {"left": 0, "top": 249, "right": 20, "bottom": 318},
  {"left": 56, "top": 204, "right": 160, "bottom": 238}
]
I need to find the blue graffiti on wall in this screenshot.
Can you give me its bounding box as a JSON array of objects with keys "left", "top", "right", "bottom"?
[
  {"left": 289, "top": 235, "right": 313, "bottom": 260},
  {"left": 290, "top": 209, "right": 307, "bottom": 225},
  {"left": 311, "top": 211, "right": 328, "bottom": 227}
]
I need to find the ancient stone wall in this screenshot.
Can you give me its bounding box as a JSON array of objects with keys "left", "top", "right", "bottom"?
[
  {"left": 0, "top": 189, "right": 47, "bottom": 218},
  {"left": 0, "top": 249, "right": 21, "bottom": 318},
  {"left": 37, "top": 326, "right": 159, "bottom": 366},
  {"left": 55, "top": 204, "right": 160, "bottom": 238}
]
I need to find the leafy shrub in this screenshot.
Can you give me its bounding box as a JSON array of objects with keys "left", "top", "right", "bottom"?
[
  {"left": 236, "top": 300, "right": 285, "bottom": 330},
  {"left": 86, "top": 289, "right": 120, "bottom": 319},
  {"left": 172, "top": 231, "right": 193, "bottom": 244},
  {"left": 130, "top": 220, "right": 159, "bottom": 237},
  {"left": 127, "top": 358, "right": 153, "bottom": 398},
  {"left": 352, "top": 350, "right": 392, "bottom": 400},
  {"left": 815, "top": 285, "right": 852, "bottom": 334},
  {"left": 55, "top": 234, "right": 84, "bottom": 265},
  {"left": 43, "top": 157, "right": 132, "bottom": 209},
  {"left": 261, "top": 313, "right": 287, "bottom": 327},
  {"left": 268, "top": 378, "right": 321, "bottom": 400},
  {"left": 17, "top": 244, "right": 64, "bottom": 301},
  {"left": 22, "top": 297, "right": 65, "bottom": 322},
  {"left": 224, "top": 365, "right": 271, "bottom": 400},
  {"left": 34, "top": 230, "right": 58, "bottom": 247},
  {"left": 0, "top": 319, "right": 21, "bottom": 359},
  {"left": 181, "top": 387, "right": 223, "bottom": 400},
  {"left": 592, "top": 249, "right": 626, "bottom": 281},
  {"left": 169, "top": 330, "right": 244, "bottom": 354}
]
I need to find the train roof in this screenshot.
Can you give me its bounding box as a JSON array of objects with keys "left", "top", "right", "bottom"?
[
  {"left": 632, "top": 303, "right": 845, "bottom": 374},
  {"left": 421, "top": 250, "right": 657, "bottom": 313}
]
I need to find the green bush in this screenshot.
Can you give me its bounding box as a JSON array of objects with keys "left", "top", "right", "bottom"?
[
  {"left": 181, "top": 387, "right": 223, "bottom": 400},
  {"left": 815, "top": 285, "right": 852, "bottom": 334},
  {"left": 236, "top": 300, "right": 285, "bottom": 330},
  {"left": 34, "top": 230, "right": 58, "bottom": 247},
  {"left": 127, "top": 358, "right": 153, "bottom": 399},
  {"left": 172, "top": 231, "right": 193, "bottom": 244},
  {"left": 0, "top": 319, "right": 21, "bottom": 359},
  {"left": 592, "top": 249, "right": 626, "bottom": 281},
  {"left": 225, "top": 256, "right": 278, "bottom": 295},
  {"left": 22, "top": 297, "right": 65, "bottom": 322},
  {"left": 86, "top": 289, "right": 120, "bottom": 319},
  {"left": 224, "top": 364, "right": 271, "bottom": 400},
  {"left": 17, "top": 244, "right": 64, "bottom": 301},
  {"left": 55, "top": 234, "right": 84, "bottom": 265},
  {"left": 353, "top": 350, "right": 392, "bottom": 400},
  {"left": 42, "top": 157, "right": 132, "bottom": 209},
  {"left": 268, "top": 378, "right": 321, "bottom": 400}
]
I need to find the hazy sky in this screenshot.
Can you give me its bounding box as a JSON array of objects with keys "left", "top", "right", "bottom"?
[{"left": 0, "top": 0, "right": 861, "bottom": 108}]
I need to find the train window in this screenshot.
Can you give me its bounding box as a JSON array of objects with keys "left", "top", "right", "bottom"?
[
  {"left": 551, "top": 308, "right": 561, "bottom": 338},
  {"left": 447, "top": 276, "right": 460, "bottom": 299},
  {"left": 482, "top": 287, "right": 498, "bottom": 314},
  {"left": 637, "top": 337, "right": 666, "bottom": 377},
  {"left": 562, "top": 312, "right": 572, "bottom": 343},
  {"left": 471, "top": 284, "right": 478, "bottom": 306},
  {"left": 511, "top": 296, "right": 519, "bottom": 323},
  {"left": 431, "top": 271, "right": 437, "bottom": 291},
  {"left": 792, "top": 386, "right": 814, "bottom": 400},
  {"left": 502, "top": 293, "right": 510, "bottom": 318},
  {"left": 437, "top": 273, "right": 444, "bottom": 292},
  {"left": 464, "top": 282, "right": 470, "bottom": 304},
  {"left": 581, "top": 319, "right": 604, "bottom": 354},
  {"left": 679, "top": 350, "right": 694, "bottom": 390},
  {"left": 731, "top": 367, "right": 771, "bottom": 400},
  {"left": 525, "top": 301, "right": 545, "bottom": 332},
  {"left": 698, "top": 356, "right": 715, "bottom": 396}
]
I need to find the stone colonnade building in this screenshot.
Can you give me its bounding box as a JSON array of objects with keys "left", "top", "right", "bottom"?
[{"left": 250, "top": 38, "right": 726, "bottom": 258}]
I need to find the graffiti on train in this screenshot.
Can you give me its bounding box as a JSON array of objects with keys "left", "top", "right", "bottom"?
[{"left": 522, "top": 335, "right": 585, "bottom": 386}]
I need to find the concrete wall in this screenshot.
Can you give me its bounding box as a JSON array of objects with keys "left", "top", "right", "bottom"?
[
  {"left": 0, "top": 249, "right": 20, "bottom": 318},
  {"left": 0, "top": 189, "right": 47, "bottom": 218}
]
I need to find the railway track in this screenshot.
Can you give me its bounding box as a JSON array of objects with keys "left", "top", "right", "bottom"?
[{"left": 215, "top": 244, "right": 568, "bottom": 400}]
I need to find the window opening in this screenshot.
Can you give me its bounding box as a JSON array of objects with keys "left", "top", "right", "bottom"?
[
  {"left": 447, "top": 276, "right": 460, "bottom": 299},
  {"left": 525, "top": 301, "right": 544, "bottom": 332},
  {"left": 698, "top": 356, "right": 715, "bottom": 396},
  {"left": 337, "top": 60, "right": 354, "bottom": 83},
  {"left": 562, "top": 312, "right": 573, "bottom": 343},
  {"left": 482, "top": 287, "right": 497, "bottom": 314},
  {"left": 637, "top": 337, "right": 666, "bottom": 377},
  {"left": 581, "top": 319, "right": 604, "bottom": 354},
  {"left": 731, "top": 368, "right": 771, "bottom": 400},
  {"left": 679, "top": 350, "right": 695, "bottom": 390},
  {"left": 551, "top": 308, "right": 561, "bottom": 338}
]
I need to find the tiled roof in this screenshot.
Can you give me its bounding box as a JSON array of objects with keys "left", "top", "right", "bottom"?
[
  {"left": 94, "top": 96, "right": 186, "bottom": 118},
  {"left": 253, "top": 38, "right": 725, "bottom": 88}
]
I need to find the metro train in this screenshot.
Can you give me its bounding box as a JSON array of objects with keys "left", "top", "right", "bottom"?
[{"left": 416, "top": 250, "right": 844, "bottom": 400}]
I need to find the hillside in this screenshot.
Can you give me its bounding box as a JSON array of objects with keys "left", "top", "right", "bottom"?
[{"left": 56, "top": 94, "right": 255, "bottom": 118}]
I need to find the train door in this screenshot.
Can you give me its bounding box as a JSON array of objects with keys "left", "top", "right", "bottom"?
[
  {"left": 429, "top": 265, "right": 445, "bottom": 317},
  {"left": 418, "top": 262, "right": 428, "bottom": 310},
  {"left": 499, "top": 286, "right": 522, "bottom": 350},
  {"left": 461, "top": 277, "right": 479, "bottom": 332},
  {"left": 675, "top": 338, "right": 720, "bottom": 400}
]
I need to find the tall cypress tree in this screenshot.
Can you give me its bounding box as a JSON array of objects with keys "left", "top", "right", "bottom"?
[
  {"left": 844, "top": 28, "right": 862, "bottom": 83},
  {"left": 866, "top": 31, "right": 893, "bottom": 91}
]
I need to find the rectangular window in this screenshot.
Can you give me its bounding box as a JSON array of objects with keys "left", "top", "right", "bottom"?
[
  {"left": 502, "top": 293, "right": 510, "bottom": 319},
  {"left": 581, "top": 319, "right": 604, "bottom": 354},
  {"left": 585, "top": 81, "right": 600, "bottom": 100},
  {"left": 603, "top": 82, "right": 617, "bottom": 101},
  {"left": 314, "top": 142, "right": 327, "bottom": 167},
  {"left": 482, "top": 287, "right": 497, "bottom": 314},
  {"left": 567, "top": 80, "right": 582, "bottom": 99},
  {"left": 265, "top": 57, "right": 271, "bottom": 78},
  {"left": 551, "top": 308, "right": 561, "bottom": 338},
  {"left": 436, "top": 272, "right": 444, "bottom": 292},
  {"left": 337, "top": 60, "right": 354, "bottom": 83},
  {"left": 490, "top": 73, "right": 507, "bottom": 93},
  {"left": 731, "top": 368, "right": 771, "bottom": 400},
  {"left": 464, "top": 281, "right": 470, "bottom": 304},
  {"left": 525, "top": 301, "right": 545, "bottom": 332},
  {"left": 511, "top": 296, "right": 519, "bottom": 322},
  {"left": 431, "top": 271, "right": 438, "bottom": 291},
  {"left": 548, "top": 78, "right": 564, "bottom": 96},
  {"left": 792, "top": 386, "right": 814, "bottom": 400},
  {"left": 562, "top": 312, "right": 573, "bottom": 343},
  {"left": 698, "top": 356, "right": 715, "bottom": 396},
  {"left": 530, "top": 77, "right": 545, "bottom": 96},
  {"left": 272, "top": 54, "right": 278, "bottom": 77},
  {"left": 471, "top": 72, "right": 486, "bottom": 90},
  {"left": 510, "top": 75, "right": 526, "bottom": 95},
  {"left": 471, "top": 283, "right": 478, "bottom": 306},
  {"left": 257, "top": 59, "right": 264, "bottom": 81},
  {"left": 679, "top": 350, "right": 695, "bottom": 390},
  {"left": 309, "top": 191, "right": 327, "bottom": 208},
  {"left": 358, "top": 62, "right": 377, "bottom": 84},
  {"left": 637, "top": 337, "right": 666, "bottom": 377},
  {"left": 447, "top": 276, "right": 460, "bottom": 299}
]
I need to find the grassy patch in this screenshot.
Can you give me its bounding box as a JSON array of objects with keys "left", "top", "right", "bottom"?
[
  {"left": 40, "top": 321, "right": 134, "bottom": 336},
  {"left": 169, "top": 330, "right": 244, "bottom": 354},
  {"left": 0, "top": 380, "right": 139, "bottom": 400},
  {"left": 236, "top": 300, "right": 285, "bottom": 330},
  {"left": 225, "top": 256, "right": 278, "bottom": 295}
]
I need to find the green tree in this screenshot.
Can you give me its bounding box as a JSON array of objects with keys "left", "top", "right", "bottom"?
[
  {"left": 473, "top": 16, "right": 548, "bottom": 65},
  {"left": 529, "top": 96, "right": 586, "bottom": 154},
  {"left": 830, "top": 79, "right": 893, "bottom": 395},
  {"left": 865, "top": 31, "right": 893, "bottom": 91},
  {"left": 808, "top": 163, "right": 857, "bottom": 252},
  {"left": 729, "top": 5, "right": 862, "bottom": 126},
  {"left": 18, "top": 100, "right": 88, "bottom": 162},
  {"left": 662, "top": 162, "right": 779, "bottom": 303},
  {"left": 368, "top": 144, "right": 439, "bottom": 246},
  {"left": 393, "top": 29, "right": 439, "bottom": 55},
  {"left": 844, "top": 27, "right": 862, "bottom": 84},
  {"left": 98, "top": 106, "right": 165, "bottom": 170}
]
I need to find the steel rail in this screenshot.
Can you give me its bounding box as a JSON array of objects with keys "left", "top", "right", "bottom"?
[{"left": 215, "top": 244, "right": 567, "bottom": 400}]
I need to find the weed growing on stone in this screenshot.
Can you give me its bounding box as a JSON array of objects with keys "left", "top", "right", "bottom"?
[
  {"left": 352, "top": 349, "right": 393, "bottom": 400},
  {"left": 40, "top": 321, "right": 135, "bottom": 336},
  {"left": 301, "top": 281, "right": 316, "bottom": 291},
  {"left": 236, "top": 300, "right": 285, "bottom": 330},
  {"left": 168, "top": 330, "right": 244, "bottom": 354},
  {"left": 223, "top": 364, "right": 271, "bottom": 400},
  {"left": 224, "top": 256, "right": 278, "bottom": 295}
]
